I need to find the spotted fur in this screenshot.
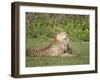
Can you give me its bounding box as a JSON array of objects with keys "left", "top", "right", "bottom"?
[{"left": 27, "top": 32, "right": 73, "bottom": 57}]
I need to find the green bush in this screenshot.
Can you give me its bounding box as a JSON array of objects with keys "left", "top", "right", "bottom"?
[{"left": 26, "top": 12, "right": 89, "bottom": 42}]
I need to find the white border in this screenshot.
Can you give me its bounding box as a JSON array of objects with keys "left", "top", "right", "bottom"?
[{"left": 19, "top": 6, "right": 95, "bottom": 74}]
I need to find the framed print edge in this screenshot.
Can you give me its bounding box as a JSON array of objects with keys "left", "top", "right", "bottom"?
[
  {"left": 95, "top": 6, "right": 98, "bottom": 73},
  {"left": 11, "top": 2, "right": 98, "bottom": 78},
  {"left": 11, "top": 2, "right": 19, "bottom": 78}
]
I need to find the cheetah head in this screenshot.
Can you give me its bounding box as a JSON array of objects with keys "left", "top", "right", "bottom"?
[{"left": 55, "top": 32, "right": 69, "bottom": 42}]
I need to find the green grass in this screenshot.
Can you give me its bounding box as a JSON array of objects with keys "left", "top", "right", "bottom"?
[{"left": 26, "top": 38, "right": 89, "bottom": 67}]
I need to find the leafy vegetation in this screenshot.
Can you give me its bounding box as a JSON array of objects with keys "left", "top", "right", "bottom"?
[{"left": 26, "top": 13, "right": 89, "bottom": 42}]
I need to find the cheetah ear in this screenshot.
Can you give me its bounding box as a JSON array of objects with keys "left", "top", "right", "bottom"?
[
  {"left": 60, "top": 32, "right": 67, "bottom": 36},
  {"left": 58, "top": 32, "right": 65, "bottom": 35}
]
